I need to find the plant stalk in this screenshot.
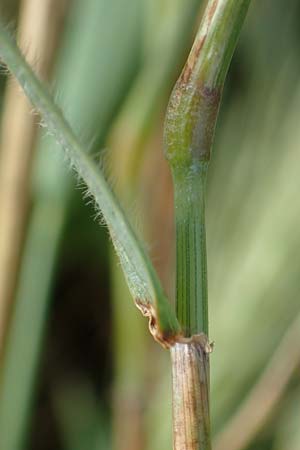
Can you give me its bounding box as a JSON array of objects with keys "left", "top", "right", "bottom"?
[
  {"left": 173, "top": 163, "right": 208, "bottom": 336},
  {"left": 165, "top": 0, "right": 251, "bottom": 449},
  {"left": 171, "top": 339, "right": 210, "bottom": 450}
]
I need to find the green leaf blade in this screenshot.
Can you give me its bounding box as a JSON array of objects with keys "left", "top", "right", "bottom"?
[{"left": 0, "top": 24, "right": 180, "bottom": 340}]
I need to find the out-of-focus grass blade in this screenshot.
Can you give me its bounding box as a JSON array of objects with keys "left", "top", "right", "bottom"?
[
  {"left": 0, "top": 0, "right": 60, "bottom": 354},
  {"left": 0, "top": 203, "right": 65, "bottom": 449},
  {"left": 0, "top": 22, "right": 180, "bottom": 337}
]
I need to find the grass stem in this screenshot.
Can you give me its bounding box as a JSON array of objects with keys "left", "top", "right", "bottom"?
[
  {"left": 173, "top": 163, "right": 208, "bottom": 336},
  {"left": 165, "top": 0, "right": 251, "bottom": 448},
  {"left": 171, "top": 339, "right": 211, "bottom": 450}
]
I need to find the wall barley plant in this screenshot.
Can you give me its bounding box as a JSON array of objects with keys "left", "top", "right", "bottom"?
[{"left": 0, "top": 1, "right": 251, "bottom": 449}]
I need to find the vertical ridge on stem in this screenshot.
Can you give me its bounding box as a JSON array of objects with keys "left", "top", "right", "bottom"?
[{"left": 173, "top": 163, "right": 208, "bottom": 336}]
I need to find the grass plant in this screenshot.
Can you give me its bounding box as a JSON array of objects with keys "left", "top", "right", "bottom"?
[
  {"left": 0, "top": 1, "right": 250, "bottom": 449},
  {"left": 2, "top": 1, "right": 300, "bottom": 450}
]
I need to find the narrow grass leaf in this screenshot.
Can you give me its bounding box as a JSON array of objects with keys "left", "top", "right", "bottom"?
[{"left": 0, "top": 24, "right": 180, "bottom": 339}]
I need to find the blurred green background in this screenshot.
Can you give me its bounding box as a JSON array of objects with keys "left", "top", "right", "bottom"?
[{"left": 0, "top": 0, "right": 300, "bottom": 449}]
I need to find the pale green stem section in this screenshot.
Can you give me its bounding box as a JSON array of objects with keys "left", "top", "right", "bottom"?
[
  {"left": 173, "top": 164, "right": 208, "bottom": 336},
  {"left": 165, "top": 0, "right": 251, "bottom": 335},
  {"left": 0, "top": 24, "right": 180, "bottom": 338}
]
